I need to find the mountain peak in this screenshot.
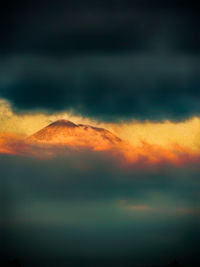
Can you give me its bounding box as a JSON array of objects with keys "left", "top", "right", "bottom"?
[
  {"left": 48, "top": 120, "right": 77, "bottom": 128},
  {"left": 28, "top": 120, "right": 122, "bottom": 149}
]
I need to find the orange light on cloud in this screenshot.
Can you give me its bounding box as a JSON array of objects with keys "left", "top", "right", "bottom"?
[{"left": 1, "top": 98, "right": 200, "bottom": 166}]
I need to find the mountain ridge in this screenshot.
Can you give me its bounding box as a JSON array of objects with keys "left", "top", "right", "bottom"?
[{"left": 28, "top": 120, "right": 122, "bottom": 150}]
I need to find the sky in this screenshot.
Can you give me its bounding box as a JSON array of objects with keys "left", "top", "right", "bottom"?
[{"left": 0, "top": 1, "right": 200, "bottom": 266}]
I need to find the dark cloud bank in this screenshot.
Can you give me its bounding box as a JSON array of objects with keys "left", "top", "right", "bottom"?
[
  {"left": 0, "top": 0, "right": 200, "bottom": 121},
  {"left": 0, "top": 153, "right": 199, "bottom": 266}
]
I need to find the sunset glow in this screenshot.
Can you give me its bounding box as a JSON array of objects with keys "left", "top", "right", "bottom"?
[{"left": 0, "top": 99, "right": 200, "bottom": 166}]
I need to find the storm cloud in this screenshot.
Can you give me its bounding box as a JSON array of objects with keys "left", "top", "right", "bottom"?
[
  {"left": 0, "top": 0, "right": 200, "bottom": 121},
  {"left": 0, "top": 54, "right": 200, "bottom": 121}
]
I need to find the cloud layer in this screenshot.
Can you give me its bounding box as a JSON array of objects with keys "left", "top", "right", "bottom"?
[
  {"left": 0, "top": 54, "right": 200, "bottom": 121},
  {"left": 0, "top": 0, "right": 200, "bottom": 121},
  {"left": 1, "top": 153, "right": 199, "bottom": 265}
]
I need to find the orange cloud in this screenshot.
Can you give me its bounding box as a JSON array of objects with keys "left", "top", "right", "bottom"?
[
  {"left": 0, "top": 131, "right": 200, "bottom": 167},
  {"left": 1, "top": 98, "right": 200, "bottom": 166},
  {"left": 0, "top": 133, "right": 25, "bottom": 155}
]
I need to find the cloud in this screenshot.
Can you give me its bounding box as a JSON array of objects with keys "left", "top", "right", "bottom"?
[
  {"left": 1, "top": 100, "right": 200, "bottom": 166},
  {"left": 1, "top": 152, "right": 199, "bottom": 264},
  {"left": 119, "top": 200, "right": 154, "bottom": 212},
  {"left": 119, "top": 199, "right": 200, "bottom": 216},
  {"left": 1, "top": 99, "right": 200, "bottom": 155},
  {"left": 1, "top": 151, "right": 199, "bottom": 205},
  {"left": 1, "top": 129, "right": 200, "bottom": 167},
  {"left": 1, "top": 1, "right": 199, "bottom": 121},
  {"left": 0, "top": 53, "right": 200, "bottom": 121}
]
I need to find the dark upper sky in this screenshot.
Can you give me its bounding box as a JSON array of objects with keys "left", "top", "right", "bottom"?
[
  {"left": 1, "top": 0, "right": 199, "bottom": 54},
  {"left": 0, "top": 0, "right": 200, "bottom": 120}
]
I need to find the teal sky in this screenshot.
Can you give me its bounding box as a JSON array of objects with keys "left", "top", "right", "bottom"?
[{"left": 1, "top": 153, "right": 199, "bottom": 266}]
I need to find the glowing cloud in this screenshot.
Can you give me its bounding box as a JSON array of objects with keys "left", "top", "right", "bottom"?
[{"left": 1, "top": 98, "right": 200, "bottom": 166}]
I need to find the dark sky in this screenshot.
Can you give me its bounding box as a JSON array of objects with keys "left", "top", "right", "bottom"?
[{"left": 0, "top": 0, "right": 200, "bottom": 120}]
